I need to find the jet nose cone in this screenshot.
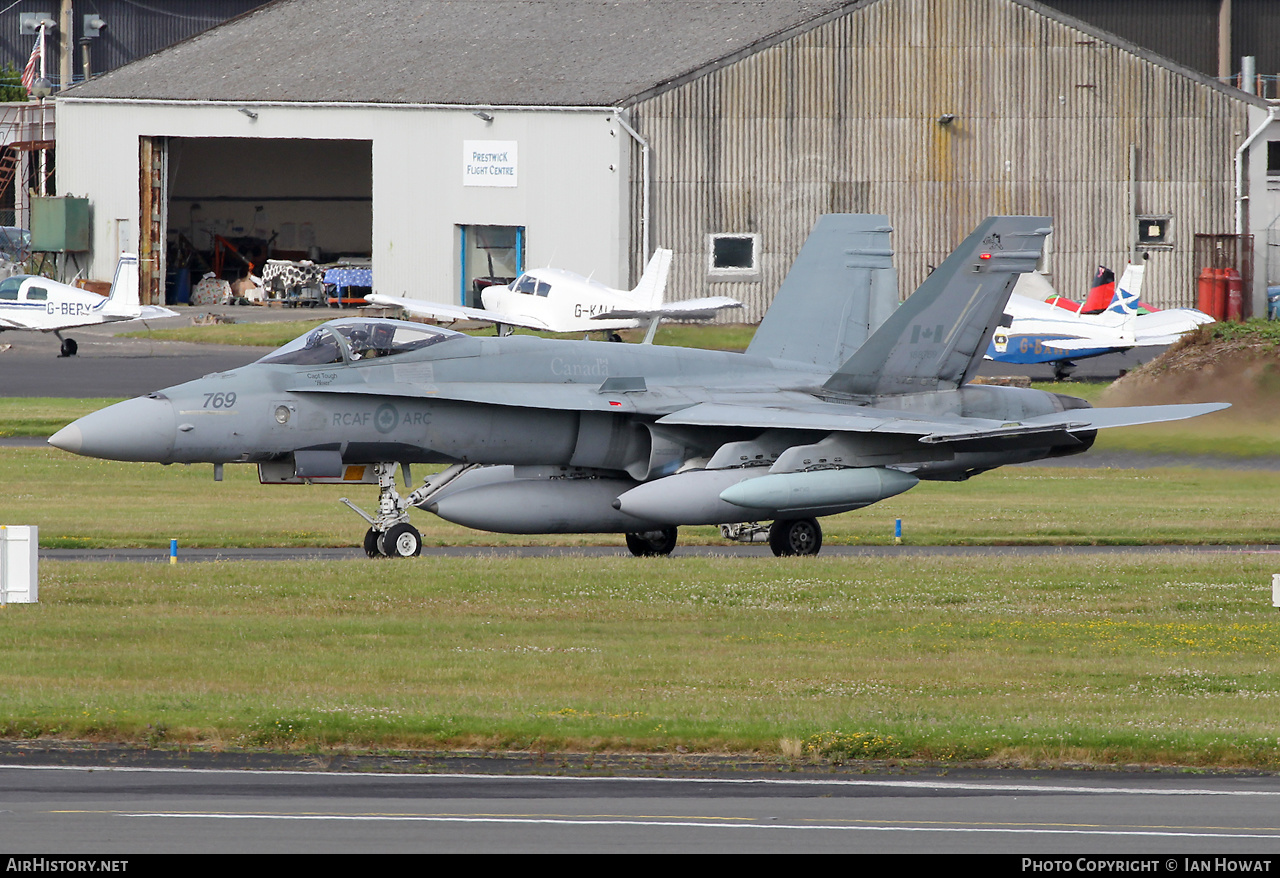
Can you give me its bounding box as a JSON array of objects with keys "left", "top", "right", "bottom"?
[
  {"left": 49, "top": 395, "right": 176, "bottom": 462},
  {"left": 47, "top": 423, "right": 82, "bottom": 453}
]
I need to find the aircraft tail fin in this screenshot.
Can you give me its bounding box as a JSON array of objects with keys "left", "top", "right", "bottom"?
[
  {"left": 1105, "top": 264, "right": 1145, "bottom": 315},
  {"left": 101, "top": 254, "right": 142, "bottom": 317},
  {"left": 746, "top": 214, "right": 898, "bottom": 370},
  {"left": 823, "top": 217, "right": 1051, "bottom": 396},
  {"left": 1081, "top": 265, "right": 1115, "bottom": 313},
  {"left": 628, "top": 248, "right": 673, "bottom": 310}
]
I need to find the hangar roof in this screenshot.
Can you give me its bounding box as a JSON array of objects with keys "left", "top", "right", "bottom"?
[
  {"left": 64, "top": 0, "right": 855, "bottom": 106},
  {"left": 64, "top": 0, "right": 1260, "bottom": 109}
]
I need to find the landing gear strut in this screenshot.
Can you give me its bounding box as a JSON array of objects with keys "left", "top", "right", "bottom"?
[
  {"left": 768, "top": 517, "right": 822, "bottom": 557},
  {"left": 342, "top": 462, "right": 477, "bottom": 558},
  {"left": 1051, "top": 359, "right": 1077, "bottom": 381},
  {"left": 625, "top": 527, "right": 678, "bottom": 556}
]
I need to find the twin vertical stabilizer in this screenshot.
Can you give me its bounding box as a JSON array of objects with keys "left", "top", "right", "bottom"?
[{"left": 822, "top": 217, "right": 1051, "bottom": 395}]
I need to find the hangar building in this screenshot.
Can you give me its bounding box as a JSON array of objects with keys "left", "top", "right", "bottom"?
[{"left": 54, "top": 0, "right": 1280, "bottom": 318}]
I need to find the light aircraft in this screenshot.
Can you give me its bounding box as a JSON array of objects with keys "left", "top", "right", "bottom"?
[
  {"left": 49, "top": 215, "right": 1226, "bottom": 558},
  {"left": 0, "top": 254, "right": 178, "bottom": 356},
  {"left": 368, "top": 248, "right": 742, "bottom": 341},
  {"left": 987, "top": 264, "right": 1215, "bottom": 379}
]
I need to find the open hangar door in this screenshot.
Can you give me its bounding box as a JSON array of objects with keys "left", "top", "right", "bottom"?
[{"left": 142, "top": 136, "right": 372, "bottom": 305}]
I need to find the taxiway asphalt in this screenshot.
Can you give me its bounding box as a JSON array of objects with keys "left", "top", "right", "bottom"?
[{"left": 3, "top": 756, "right": 1279, "bottom": 854}]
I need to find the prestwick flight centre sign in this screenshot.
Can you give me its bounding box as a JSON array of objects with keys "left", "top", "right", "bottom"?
[{"left": 463, "top": 141, "right": 518, "bottom": 187}]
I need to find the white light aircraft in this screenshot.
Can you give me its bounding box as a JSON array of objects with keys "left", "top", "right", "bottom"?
[
  {"left": 0, "top": 254, "right": 178, "bottom": 356},
  {"left": 368, "top": 249, "right": 742, "bottom": 342},
  {"left": 988, "top": 264, "right": 1215, "bottom": 378}
]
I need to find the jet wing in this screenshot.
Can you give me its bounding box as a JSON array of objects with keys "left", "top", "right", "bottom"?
[
  {"left": 593, "top": 297, "right": 743, "bottom": 321},
  {"left": 658, "top": 401, "right": 993, "bottom": 435},
  {"left": 367, "top": 293, "right": 555, "bottom": 331},
  {"left": 658, "top": 399, "right": 1230, "bottom": 440}
]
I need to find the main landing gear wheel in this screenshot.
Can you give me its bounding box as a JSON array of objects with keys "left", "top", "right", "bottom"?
[
  {"left": 378, "top": 523, "right": 422, "bottom": 558},
  {"left": 769, "top": 518, "right": 822, "bottom": 557},
  {"left": 363, "top": 528, "right": 382, "bottom": 558},
  {"left": 625, "top": 527, "right": 678, "bottom": 557},
  {"left": 59, "top": 338, "right": 77, "bottom": 357}
]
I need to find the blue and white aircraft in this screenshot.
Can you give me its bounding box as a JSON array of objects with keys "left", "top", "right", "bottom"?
[
  {"left": 987, "top": 265, "right": 1214, "bottom": 378},
  {"left": 0, "top": 254, "right": 177, "bottom": 356}
]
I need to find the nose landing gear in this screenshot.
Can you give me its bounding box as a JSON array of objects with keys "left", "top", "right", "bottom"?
[{"left": 343, "top": 462, "right": 477, "bottom": 558}]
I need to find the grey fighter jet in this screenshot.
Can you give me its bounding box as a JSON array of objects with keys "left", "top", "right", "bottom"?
[{"left": 49, "top": 216, "right": 1226, "bottom": 557}]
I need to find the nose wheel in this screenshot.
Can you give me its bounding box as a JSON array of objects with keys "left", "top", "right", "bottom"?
[
  {"left": 55, "top": 332, "right": 77, "bottom": 357},
  {"left": 344, "top": 462, "right": 477, "bottom": 558},
  {"left": 379, "top": 523, "right": 423, "bottom": 558}
]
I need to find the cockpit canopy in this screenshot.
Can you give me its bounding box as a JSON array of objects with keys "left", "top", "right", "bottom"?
[
  {"left": 0, "top": 275, "right": 36, "bottom": 300},
  {"left": 512, "top": 273, "right": 552, "bottom": 297},
  {"left": 256, "top": 318, "right": 462, "bottom": 366}
]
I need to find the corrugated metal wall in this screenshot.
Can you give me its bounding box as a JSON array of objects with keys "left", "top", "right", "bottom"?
[
  {"left": 629, "top": 0, "right": 1250, "bottom": 320},
  {"left": 0, "top": 1, "right": 267, "bottom": 88}
]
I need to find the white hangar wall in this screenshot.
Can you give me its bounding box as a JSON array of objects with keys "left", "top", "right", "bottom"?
[{"left": 55, "top": 98, "right": 631, "bottom": 303}]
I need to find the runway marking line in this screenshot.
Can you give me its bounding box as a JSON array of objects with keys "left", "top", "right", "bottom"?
[
  {"left": 98, "top": 811, "right": 1280, "bottom": 839},
  {"left": 38, "top": 809, "right": 1280, "bottom": 839}
]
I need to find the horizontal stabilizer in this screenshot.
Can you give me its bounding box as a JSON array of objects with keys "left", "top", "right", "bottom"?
[
  {"left": 919, "top": 402, "right": 1231, "bottom": 443},
  {"left": 138, "top": 305, "right": 179, "bottom": 320}
]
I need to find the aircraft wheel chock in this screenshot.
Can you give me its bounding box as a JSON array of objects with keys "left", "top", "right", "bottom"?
[
  {"left": 769, "top": 518, "right": 822, "bottom": 557},
  {"left": 625, "top": 527, "right": 678, "bottom": 557},
  {"left": 379, "top": 523, "right": 422, "bottom": 558}
]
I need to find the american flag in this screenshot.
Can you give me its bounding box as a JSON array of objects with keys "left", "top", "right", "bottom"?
[{"left": 21, "top": 26, "right": 44, "bottom": 95}]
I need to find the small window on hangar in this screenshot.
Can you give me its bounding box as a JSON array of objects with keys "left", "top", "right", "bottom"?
[
  {"left": 161, "top": 137, "right": 372, "bottom": 302},
  {"left": 707, "top": 232, "right": 760, "bottom": 281}
]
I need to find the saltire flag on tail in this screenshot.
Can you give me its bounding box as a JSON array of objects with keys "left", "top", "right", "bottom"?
[{"left": 21, "top": 26, "right": 45, "bottom": 95}]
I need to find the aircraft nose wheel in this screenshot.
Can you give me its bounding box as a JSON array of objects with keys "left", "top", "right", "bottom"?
[
  {"left": 377, "top": 523, "right": 422, "bottom": 558},
  {"left": 363, "top": 528, "right": 382, "bottom": 558},
  {"left": 769, "top": 518, "right": 822, "bottom": 557},
  {"left": 625, "top": 527, "right": 678, "bottom": 556}
]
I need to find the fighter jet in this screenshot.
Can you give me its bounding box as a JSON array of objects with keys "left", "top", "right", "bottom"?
[
  {"left": 0, "top": 254, "right": 177, "bottom": 356},
  {"left": 988, "top": 265, "right": 1215, "bottom": 379},
  {"left": 49, "top": 215, "right": 1226, "bottom": 558},
  {"left": 368, "top": 248, "right": 742, "bottom": 342}
]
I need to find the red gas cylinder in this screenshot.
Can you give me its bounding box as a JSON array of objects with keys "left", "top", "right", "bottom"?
[
  {"left": 1225, "top": 268, "right": 1244, "bottom": 321},
  {"left": 1197, "top": 267, "right": 1217, "bottom": 316}
]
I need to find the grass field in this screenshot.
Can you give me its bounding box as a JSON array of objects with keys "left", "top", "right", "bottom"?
[{"left": 5, "top": 553, "right": 1279, "bottom": 767}]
